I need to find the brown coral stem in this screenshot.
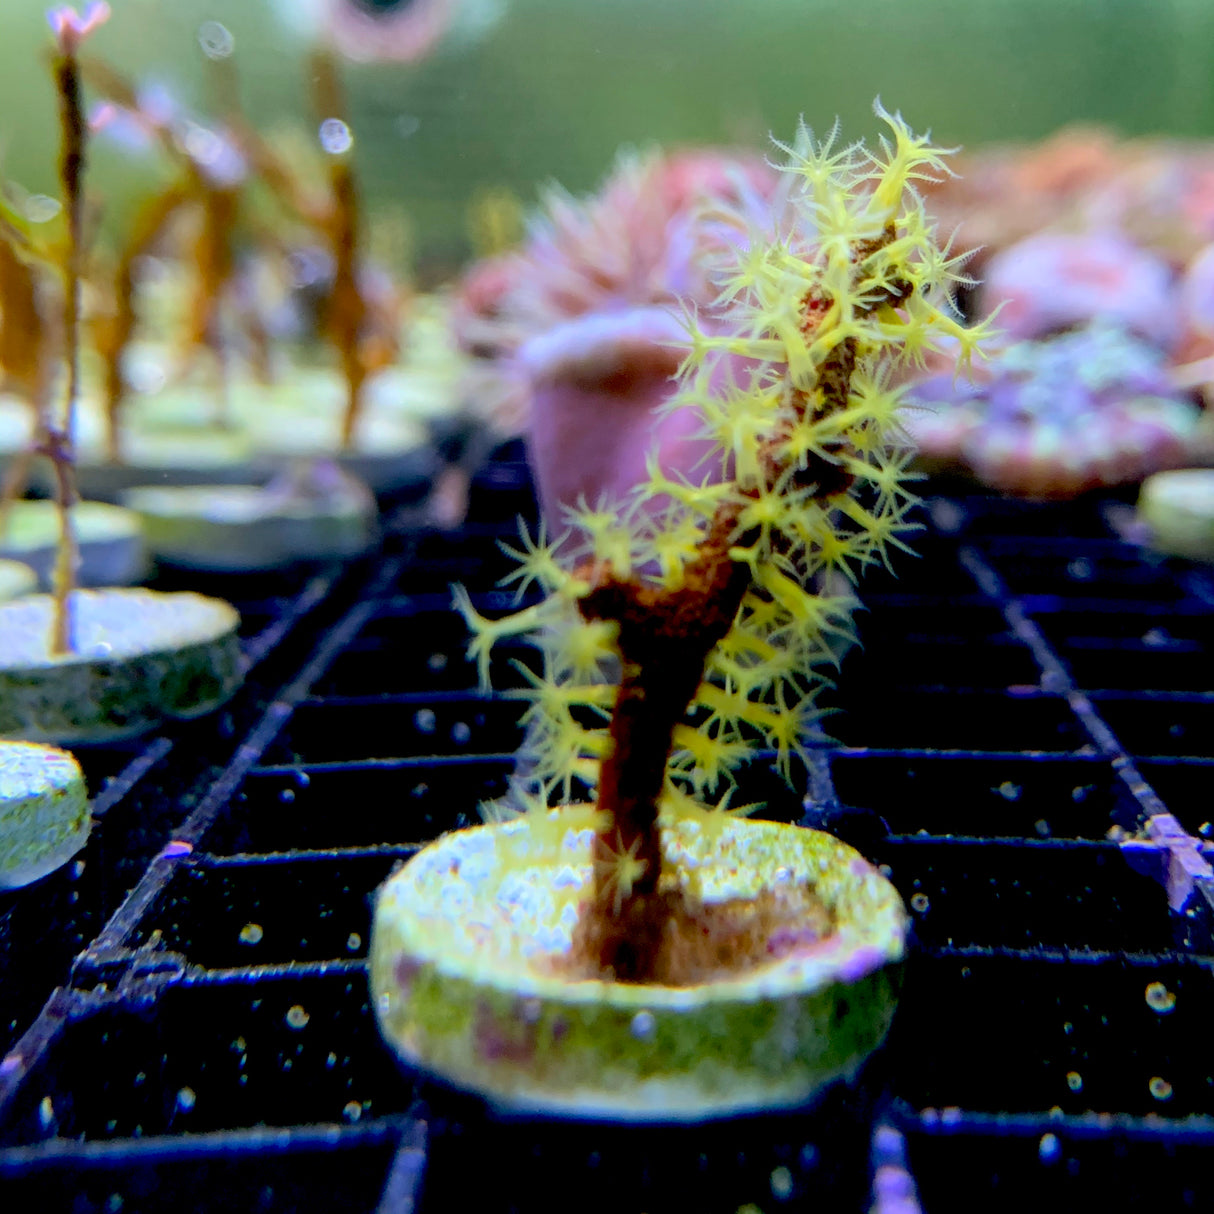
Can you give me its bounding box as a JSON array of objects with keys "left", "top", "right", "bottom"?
[
  {"left": 578, "top": 503, "right": 751, "bottom": 978},
  {"left": 309, "top": 48, "right": 368, "bottom": 452},
  {"left": 50, "top": 46, "right": 87, "bottom": 656}
]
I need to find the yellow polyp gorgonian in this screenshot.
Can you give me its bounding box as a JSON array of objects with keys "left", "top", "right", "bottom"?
[{"left": 456, "top": 101, "right": 992, "bottom": 822}]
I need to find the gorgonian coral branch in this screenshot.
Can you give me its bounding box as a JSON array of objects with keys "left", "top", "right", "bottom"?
[{"left": 456, "top": 104, "right": 991, "bottom": 978}]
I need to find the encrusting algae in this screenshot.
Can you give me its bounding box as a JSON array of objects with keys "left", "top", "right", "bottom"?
[{"left": 457, "top": 103, "right": 995, "bottom": 982}]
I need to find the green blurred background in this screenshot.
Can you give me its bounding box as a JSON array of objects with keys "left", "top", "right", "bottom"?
[{"left": 3, "top": 0, "right": 1213, "bottom": 273}]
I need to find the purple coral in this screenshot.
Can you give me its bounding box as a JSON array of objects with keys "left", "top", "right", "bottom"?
[
  {"left": 905, "top": 322, "right": 1202, "bottom": 499},
  {"left": 978, "top": 231, "right": 1179, "bottom": 350}
]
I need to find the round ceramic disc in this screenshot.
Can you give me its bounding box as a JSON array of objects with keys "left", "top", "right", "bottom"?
[
  {"left": 0, "top": 588, "right": 244, "bottom": 744},
  {"left": 371, "top": 807, "right": 907, "bottom": 1121},
  {"left": 0, "top": 500, "right": 148, "bottom": 588},
  {"left": 122, "top": 482, "right": 376, "bottom": 571},
  {"left": 0, "top": 740, "right": 90, "bottom": 889},
  {"left": 1139, "top": 468, "right": 1214, "bottom": 561},
  {"left": 0, "top": 559, "right": 37, "bottom": 601}
]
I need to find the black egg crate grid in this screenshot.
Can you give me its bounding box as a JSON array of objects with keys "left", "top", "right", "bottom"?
[{"left": 1, "top": 455, "right": 1213, "bottom": 1213}]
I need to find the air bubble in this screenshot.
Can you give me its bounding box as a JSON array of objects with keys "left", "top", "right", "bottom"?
[
  {"left": 1038, "top": 1133, "right": 1061, "bottom": 1163},
  {"left": 1145, "top": 982, "right": 1176, "bottom": 1014},
  {"left": 319, "top": 118, "right": 353, "bottom": 155},
  {"left": 38, "top": 1096, "right": 54, "bottom": 1129},
  {"left": 415, "top": 709, "right": 437, "bottom": 734},
  {"left": 770, "top": 1165, "right": 794, "bottom": 1199},
  {"left": 239, "top": 923, "right": 264, "bottom": 945},
  {"left": 1149, "top": 1076, "right": 1173, "bottom": 1102},
  {"left": 197, "top": 21, "right": 234, "bottom": 59},
  {"left": 630, "top": 1011, "right": 656, "bottom": 1041},
  {"left": 1066, "top": 1071, "right": 1082, "bottom": 1092},
  {"left": 286, "top": 1005, "right": 310, "bottom": 1030},
  {"left": 24, "top": 194, "right": 61, "bottom": 223},
  {"left": 996, "top": 781, "right": 1021, "bottom": 801},
  {"left": 910, "top": 893, "right": 930, "bottom": 914},
  {"left": 176, "top": 1087, "right": 196, "bottom": 1112},
  {"left": 279, "top": 788, "right": 296, "bottom": 802},
  {"left": 343, "top": 1101, "right": 362, "bottom": 1122},
  {"left": 347, "top": 933, "right": 362, "bottom": 952}
]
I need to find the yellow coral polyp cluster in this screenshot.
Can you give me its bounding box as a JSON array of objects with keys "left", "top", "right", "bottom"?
[{"left": 457, "top": 103, "right": 990, "bottom": 818}]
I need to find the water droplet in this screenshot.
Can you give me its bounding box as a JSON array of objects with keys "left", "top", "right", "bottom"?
[
  {"left": 414, "top": 709, "right": 437, "bottom": 734},
  {"left": 38, "top": 1096, "right": 54, "bottom": 1129},
  {"left": 770, "top": 1164, "right": 794, "bottom": 1200},
  {"left": 197, "top": 21, "right": 234, "bottom": 59},
  {"left": 106, "top": 1193, "right": 124, "bottom": 1213},
  {"left": 1149, "top": 1076, "right": 1173, "bottom": 1102},
  {"left": 319, "top": 118, "right": 353, "bottom": 155},
  {"left": 630, "top": 1011, "right": 656, "bottom": 1041},
  {"left": 279, "top": 787, "right": 295, "bottom": 802},
  {"left": 996, "top": 781, "right": 1021, "bottom": 801},
  {"left": 910, "top": 893, "right": 930, "bottom": 914},
  {"left": 176, "top": 1087, "right": 196, "bottom": 1112},
  {"left": 1066, "top": 1071, "right": 1082, "bottom": 1092},
  {"left": 1067, "top": 557, "right": 1093, "bottom": 581},
  {"left": 395, "top": 114, "right": 420, "bottom": 138},
  {"left": 239, "top": 923, "right": 263, "bottom": 945},
  {"left": 1034, "top": 819, "right": 1051, "bottom": 838},
  {"left": 343, "top": 1100, "right": 362, "bottom": 1122},
  {"left": 451, "top": 721, "right": 472, "bottom": 745},
  {"left": 427, "top": 653, "right": 448, "bottom": 671},
  {"left": 1145, "top": 982, "right": 1176, "bottom": 1014},
  {"left": 1038, "top": 1132, "right": 1061, "bottom": 1163},
  {"left": 24, "top": 194, "right": 61, "bottom": 223},
  {"left": 286, "top": 1005, "right": 310, "bottom": 1030}
]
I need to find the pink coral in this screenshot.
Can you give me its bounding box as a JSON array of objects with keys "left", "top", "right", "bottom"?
[
  {"left": 978, "top": 231, "right": 1179, "bottom": 350},
  {"left": 452, "top": 148, "right": 779, "bottom": 526},
  {"left": 320, "top": 0, "right": 458, "bottom": 64},
  {"left": 47, "top": 1, "right": 110, "bottom": 52}
]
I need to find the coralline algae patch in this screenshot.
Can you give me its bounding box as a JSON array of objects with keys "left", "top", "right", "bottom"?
[{"left": 385, "top": 808, "right": 599, "bottom": 971}]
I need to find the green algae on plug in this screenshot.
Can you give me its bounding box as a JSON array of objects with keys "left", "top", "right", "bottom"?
[{"left": 0, "top": 740, "right": 90, "bottom": 888}]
